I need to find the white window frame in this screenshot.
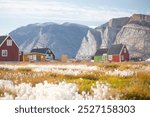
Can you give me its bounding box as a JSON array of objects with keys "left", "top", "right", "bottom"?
[
  {"left": 121, "top": 55, "right": 124, "bottom": 61},
  {"left": 33, "top": 55, "right": 37, "bottom": 61},
  {"left": 102, "top": 54, "right": 107, "bottom": 61},
  {"left": 124, "top": 48, "right": 126, "bottom": 53},
  {"left": 41, "top": 55, "right": 44, "bottom": 59},
  {"left": 2, "top": 50, "right": 8, "bottom": 57},
  {"left": 108, "top": 55, "right": 112, "bottom": 60},
  {"left": 28, "top": 55, "right": 32, "bottom": 60},
  {"left": 7, "top": 40, "right": 12, "bottom": 46}
]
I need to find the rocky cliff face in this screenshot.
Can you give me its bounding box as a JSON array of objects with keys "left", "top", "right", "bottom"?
[
  {"left": 115, "top": 14, "right": 150, "bottom": 59},
  {"left": 95, "top": 17, "right": 129, "bottom": 48},
  {"left": 75, "top": 17, "right": 129, "bottom": 59},
  {"left": 94, "top": 14, "right": 150, "bottom": 59},
  {"left": 75, "top": 29, "right": 101, "bottom": 59}
]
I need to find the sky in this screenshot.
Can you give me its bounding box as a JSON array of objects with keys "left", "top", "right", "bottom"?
[{"left": 0, "top": 0, "right": 150, "bottom": 34}]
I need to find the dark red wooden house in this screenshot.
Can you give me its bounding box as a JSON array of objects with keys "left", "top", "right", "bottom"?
[
  {"left": 0, "top": 35, "right": 19, "bottom": 61},
  {"left": 107, "top": 44, "right": 129, "bottom": 62}
]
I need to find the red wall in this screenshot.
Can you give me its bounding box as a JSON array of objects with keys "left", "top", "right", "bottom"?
[
  {"left": 112, "top": 55, "right": 120, "bottom": 62},
  {"left": 120, "top": 46, "right": 129, "bottom": 62},
  {"left": 109, "top": 46, "right": 129, "bottom": 62},
  {"left": 0, "top": 37, "right": 19, "bottom": 61}
]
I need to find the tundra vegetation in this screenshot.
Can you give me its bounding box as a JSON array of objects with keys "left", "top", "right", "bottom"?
[{"left": 0, "top": 62, "right": 149, "bottom": 100}]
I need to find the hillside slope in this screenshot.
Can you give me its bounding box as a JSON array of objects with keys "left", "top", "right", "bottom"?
[{"left": 10, "top": 23, "right": 91, "bottom": 58}]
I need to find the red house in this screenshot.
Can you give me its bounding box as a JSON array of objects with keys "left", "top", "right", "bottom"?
[
  {"left": 0, "top": 35, "right": 19, "bottom": 61},
  {"left": 107, "top": 44, "right": 129, "bottom": 62}
]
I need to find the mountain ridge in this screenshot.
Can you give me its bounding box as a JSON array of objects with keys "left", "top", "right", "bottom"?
[
  {"left": 9, "top": 14, "right": 150, "bottom": 59},
  {"left": 10, "top": 22, "right": 95, "bottom": 59}
]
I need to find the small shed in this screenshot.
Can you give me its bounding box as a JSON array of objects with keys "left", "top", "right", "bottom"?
[
  {"left": 107, "top": 44, "right": 129, "bottom": 62},
  {"left": 23, "top": 48, "right": 55, "bottom": 62},
  {"left": 94, "top": 48, "right": 108, "bottom": 62}
]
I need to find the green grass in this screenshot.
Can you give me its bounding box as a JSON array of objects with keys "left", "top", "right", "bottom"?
[
  {"left": 99, "top": 76, "right": 131, "bottom": 89},
  {"left": 66, "top": 78, "right": 96, "bottom": 93},
  {"left": 97, "top": 71, "right": 150, "bottom": 100}
]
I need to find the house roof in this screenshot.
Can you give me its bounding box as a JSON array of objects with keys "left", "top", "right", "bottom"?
[
  {"left": 95, "top": 48, "right": 108, "bottom": 56},
  {"left": 0, "top": 35, "right": 19, "bottom": 49},
  {"left": 0, "top": 36, "right": 7, "bottom": 45},
  {"left": 31, "top": 48, "right": 51, "bottom": 54},
  {"left": 24, "top": 53, "right": 46, "bottom": 55},
  {"left": 107, "top": 44, "right": 124, "bottom": 55}
]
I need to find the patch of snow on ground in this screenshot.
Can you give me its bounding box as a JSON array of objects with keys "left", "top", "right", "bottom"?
[{"left": 0, "top": 80, "right": 119, "bottom": 100}]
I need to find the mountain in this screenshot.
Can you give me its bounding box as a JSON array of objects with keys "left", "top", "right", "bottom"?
[
  {"left": 95, "top": 14, "right": 150, "bottom": 59},
  {"left": 75, "top": 29, "right": 101, "bottom": 59},
  {"left": 115, "top": 14, "right": 150, "bottom": 59},
  {"left": 10, "top": 22, "right": 93, "bottom": 58},
  {"left": 75, "top": 17, "right": 130, "bottom": 59},
  {"left": 95, "top": 17, "right": 129, "bottom": 48},
  {"left": 10, "top": 14, "right": 150, "bottom": 60}
]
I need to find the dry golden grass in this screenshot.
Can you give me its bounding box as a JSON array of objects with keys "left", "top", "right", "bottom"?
[
  {"left": 0, "top": 89, "right": 4, "bottom": 97},
  {"left": 0, "top": 62, "right": 150, "bottom": 99},
  {"left": 16, "top": 68, "right": 32, "bottom": 72}
]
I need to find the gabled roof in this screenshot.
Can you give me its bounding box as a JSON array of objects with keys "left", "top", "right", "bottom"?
[
  {"left": 0, "top": 36, "right": 7, "bottom": 45},
  {"left": 0, "top": 35, "right": 19, "bottom": 48},
  {"left": 95, "top": 48, "right": 108, "bottom": 56},
  {"left": 107, "top": 44, "right": 124, "bottom": 55},
  {"left": 31, "top": 48, "right": 51, "bottom": 54}
]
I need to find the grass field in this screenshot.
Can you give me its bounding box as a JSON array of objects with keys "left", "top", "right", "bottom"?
[{"left": 0, "top": 61, "right": 150, "bottom": 100}]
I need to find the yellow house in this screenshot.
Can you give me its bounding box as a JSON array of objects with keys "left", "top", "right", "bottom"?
[
  {"left": 23, "top": 53, "right": 46, "bottom": 62},
  {"left": 23, "top": 48, "right": 55, "bottom": 62}
]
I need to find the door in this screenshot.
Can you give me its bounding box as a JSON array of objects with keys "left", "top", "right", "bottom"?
[{"left": 33, "top": 55, "right": 37, "bottom": 61}]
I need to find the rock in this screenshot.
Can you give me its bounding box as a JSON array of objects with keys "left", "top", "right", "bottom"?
[
  {"left": 96, "top": 17, "right": 129, "bottom": 48},
  {"left": 115, "top": 14, "right": 150, "bottom": 59},
  {"left": 75, "top": 29, "right": 101, "bottom": 59}
]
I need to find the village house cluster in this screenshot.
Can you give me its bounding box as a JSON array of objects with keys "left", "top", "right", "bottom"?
[
  {"left": 0, "top": 35, "right": 129, "bottom": 62},
  {"left": 94, "top": 44, "right": 129, "bottom": 62},
  {"left": 0, "top": 35, "right": 55, "bottom": 62}
]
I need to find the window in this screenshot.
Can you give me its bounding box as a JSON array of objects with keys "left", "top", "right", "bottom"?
[
  {"left": 41, "top": 56, "right": 44, "bottom": 59},
  {"left": 28, "top": 55, "right": 32, "bottom": 60},
  {"left": 7, "top": 40, "right": 12, "bottom": 46},
  {"left": 2, "top": 50, "right": 8, "bottom": 57},
  {"left": 121, "top": 55, "right": 124, "bottom": 61},
  {"left": 108, "top": 55, "right": 112, "bottom": 60},
  {"left": 102, "top": 54, "right": 107, "bottom": 61},
  {"left": 46, "top": 54, "right": 50, "bottom": 59},
  {"left": 33, "top": 55, "right": 37, "bottom": 61},
  {"left": 124, "top": 48, "right": 126, "bottom": 53}
]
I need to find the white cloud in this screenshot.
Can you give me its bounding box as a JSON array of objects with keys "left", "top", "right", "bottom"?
[{"left": 0, "top": 0, "right": 132, "bottom": 23}]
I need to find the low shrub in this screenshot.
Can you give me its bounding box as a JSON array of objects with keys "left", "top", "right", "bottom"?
[
  {"left": 104, "top": 63, "right": 120, "bottom": 70},
  {"left": 120, "top": 84, "right": 150, "bottom": 100},
  {"left": 0, "top": 68, "right": 11, "bottom": 72}
]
